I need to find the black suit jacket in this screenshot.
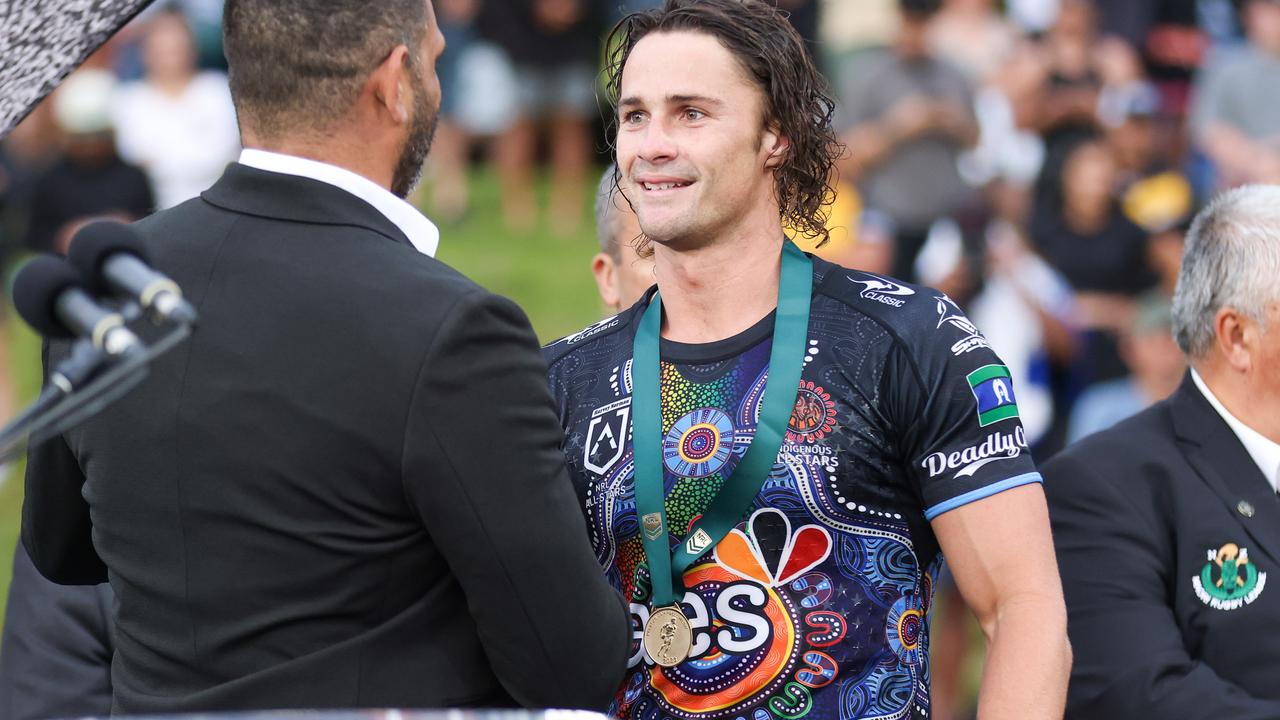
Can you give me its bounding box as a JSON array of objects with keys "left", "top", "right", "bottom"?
[
  {"left": 1044, "top": 374, "right": 1280, "bottom": 719},
  {"left": 0, "top": 545, "right": 113, "bottom": 720},
  {"left": 21, "top": 163, "right": 629, "bottom": 715}
]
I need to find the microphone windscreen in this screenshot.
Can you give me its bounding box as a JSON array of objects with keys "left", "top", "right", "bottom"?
[
  {"left": 68, "top": 221, "right": 148, "bottom": 294},
  {"left": 12, "top": 255, "right": 83, "bottom": 338}
]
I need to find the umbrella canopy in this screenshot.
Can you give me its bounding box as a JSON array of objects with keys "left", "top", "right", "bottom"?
[{"left": 0, "top": 0, "right": 155, "bottom": 139}]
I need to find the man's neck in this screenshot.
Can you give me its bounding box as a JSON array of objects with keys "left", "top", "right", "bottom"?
[
  {"left": 1196, "top": 360, "right": 1280, "bottom": 444},
  {"left": 243, "top": 133, "right": 395, "bottom": 193},
  {"left": 652, "top": 232, "right": 785, "bottom": 344}
]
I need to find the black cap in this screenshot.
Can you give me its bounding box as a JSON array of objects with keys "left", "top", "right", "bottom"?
[
  {"left": 12, "top": 255, "right": 85, "bottom": 338},
  {"left": 68, "top": 220, "right": 148, "bottom": 296}
]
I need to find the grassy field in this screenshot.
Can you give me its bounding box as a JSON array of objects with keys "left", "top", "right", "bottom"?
[{"left": 0, "top": 167, "right": 609, "bottom": 628}]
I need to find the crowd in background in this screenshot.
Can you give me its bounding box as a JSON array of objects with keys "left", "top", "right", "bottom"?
[{"left": 0, "top": 0, "right": 1278, "bottom": 717}]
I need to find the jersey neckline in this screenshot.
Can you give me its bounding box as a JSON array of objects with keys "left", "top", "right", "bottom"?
[{"left": 659, "top": 309, "right": 776, "bottom": 365}]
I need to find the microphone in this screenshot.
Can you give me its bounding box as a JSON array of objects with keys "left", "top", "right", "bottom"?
[
  {"left": 47, "top": 340, "right": 109, "bottom": 396},
  {"left": 68, "top": 221, "right": 198, "bottom": 326},
  {"left": 12, "top": 255, "right": 145, "bottom": 358}
]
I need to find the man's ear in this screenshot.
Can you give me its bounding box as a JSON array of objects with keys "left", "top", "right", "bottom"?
[
  {"left": 592, "top": 252, "right": 623, "bottom": 311},
  {"left": 370, "top": 45, "right": 412, "bottom": 125},
  {"left": 763, "top": 124, "right": 790, "bottom": 170},
  {"left": 1214, "top": 307, "right": 1254, "bottom": 374}
]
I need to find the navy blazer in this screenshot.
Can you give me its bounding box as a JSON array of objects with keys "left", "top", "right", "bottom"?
[{"left": 1045, "top": 373, "right": 1280, "bottom": 719}]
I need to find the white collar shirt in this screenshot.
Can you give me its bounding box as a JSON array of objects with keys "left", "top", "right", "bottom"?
[
  {"left": 1192, "top": 369, "right": 1280, "bottom": 493},
  {"left": 237, "top": 148, "right": 439, "bottom": 257}
]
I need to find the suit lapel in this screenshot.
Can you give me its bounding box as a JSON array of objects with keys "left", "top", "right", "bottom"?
[
  {"left": 200, "top": 163, "right": 414, "bottom": 249},
  {"left": 1171, "top": 373, "right": 1280, "bottom": 565}
]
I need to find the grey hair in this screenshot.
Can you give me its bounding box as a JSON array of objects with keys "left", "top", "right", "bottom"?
[
  {"left": 595, "top": 165, "right": 625, "bottom": 259},
  {"left": 1171, "top": 185, "right": 1280, "bottom": 359}
]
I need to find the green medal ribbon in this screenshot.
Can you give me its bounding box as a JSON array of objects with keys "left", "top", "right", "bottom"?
[{"left": 631, "top": 240, "right": 813, "bottom": 609}]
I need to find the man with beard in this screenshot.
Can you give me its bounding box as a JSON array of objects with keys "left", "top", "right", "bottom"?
[
  {"left": 544, "top": 1, "right": 1069, "bottom": 718},
  {"left": 20, "top": 0, "right": 628, "bottom": 714}
]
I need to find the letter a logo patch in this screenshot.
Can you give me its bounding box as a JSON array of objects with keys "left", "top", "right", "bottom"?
[{"left": 966, "top": 364, "right": 1019, "bottom": 427}]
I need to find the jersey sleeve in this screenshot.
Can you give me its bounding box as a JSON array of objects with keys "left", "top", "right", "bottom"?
[{"left": 886, "top": 295, "right": 1043, "bottom": 521}]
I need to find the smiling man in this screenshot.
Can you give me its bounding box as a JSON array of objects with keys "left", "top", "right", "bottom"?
[{"left": 543, "top": 1, "right": 1070, "bottom": 719}]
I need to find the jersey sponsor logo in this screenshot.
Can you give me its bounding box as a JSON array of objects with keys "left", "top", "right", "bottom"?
[
  {"left": 936, "top": 295, "right": 990, "bottom": 355},
  {"left": 922, "top": 425, "right": 1027, "bottom": 478},
  {"left": 566, "top": 314, "right": 621, "bottom": 345},
  {"left": 967, "top": 364, "right": 1019, "bottom": 426},
  {"left": 1193, "top": 543, "right": 1267, "bottom": 610},
  {"left": 628, "top": 581, "right": 777, "bottom": 670},
  {"left": 848, "top": 273, "right": 915, "bottom": 308},
  {"left": 584, "top": 398, "right": 630, "bottom": 475}
]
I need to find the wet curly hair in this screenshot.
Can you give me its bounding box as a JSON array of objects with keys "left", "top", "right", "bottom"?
[{"left": 604, "top": 0, "right": 843, "bottom": 248}]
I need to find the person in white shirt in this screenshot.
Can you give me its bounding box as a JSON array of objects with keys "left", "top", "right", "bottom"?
[
  {"left": 1043, "top": 184, "right": 1280, "bottom": 720},
  {"left": 112, "top": 8, "right": 239, "bottom": 209}
]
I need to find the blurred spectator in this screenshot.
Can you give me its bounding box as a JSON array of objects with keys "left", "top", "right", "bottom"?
[
  {"left": 1190, "top": 0, "right": 1280, "bottom": 187},
  {"left": 928, "top": 0, "right": 1020, "bottom": 83},
  {"left": 1032, "top": 137, "right": 1157, "bottom": 296},
  {"left": 1067, "top": 291, "right": 1184, "bottom": 443},
  {"left": 112, "top": 1, "right": 227, "bottom": 82},
  {"left": 478, "top": 0, "right": 601, "bottom": 234},
  {"left": 0, "top": 106, "right": 59, "bottom": 262},
  {"left": 1199, "top": 0, "right": 1248, "bottom": 50},
  {"left": 1096, "top": 0, "right": 1205, "bottom": 115},
  {"left": 1095, "top": 42, "right": 1195, "bottom": 235},
  {"left": 820, "top": 0, "right": 898, "bottom": 54},
  {"left": 1038, "top": 0, "right": 1103, "bottom": 151},
  {"left": 1007, "top": 0, "right": 1061, "bottom": 34},
  {"left": 111, "top": 9, "right": 238, "bottom": 209},
  {"left": 24, "top": 70, "right": 154, "bottom": 256},
  {"left": 0, "top": 106, "right": 63, "bottom": 428},
  {"left": 172, "top": 0, "right": 228, "bottom": 71},
  {"left": 592, "top": 168, "right": 654, "bottom": 311},
  {"left": 1095, "top": 36, "right": 1157, "bottom": 137},
  {"left": 426, "top": 0, "right": 482, "bottom": 222},
  {"left": 960, "top": 38, "right": 1049, "bottom": 188},
  {"left": 839, "top": 0, "right": 979, "bottom": 282},
  {"left": 1031, "top": 136, "right": 1157, "bottom": 384}
]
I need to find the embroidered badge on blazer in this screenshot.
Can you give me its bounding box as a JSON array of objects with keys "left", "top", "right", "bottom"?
[{"left": 1193, "top": 542, "right": 1267, "bottom": 610}]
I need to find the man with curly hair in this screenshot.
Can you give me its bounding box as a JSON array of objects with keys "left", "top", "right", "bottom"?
[{"left": 543, "top": 1, "right": 1070, "bottom": 718}]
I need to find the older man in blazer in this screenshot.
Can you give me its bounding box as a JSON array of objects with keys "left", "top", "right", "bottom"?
[
  {"left": 1044, "top": 184, "right": 1280, "bottom": 719},
  {"left": 20, "top": 0, "right": 628, "bottom": 714}
]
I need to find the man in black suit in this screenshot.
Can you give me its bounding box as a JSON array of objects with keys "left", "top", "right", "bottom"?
[
  {"left": 20, "top": 0, "right": 628, "bottom": 714},
  {"left": 0, "top": 546, "right": 113, "bottom": 720},
  {"left": 1045, "top": 184, "right": 1280, "bottom": 719}
]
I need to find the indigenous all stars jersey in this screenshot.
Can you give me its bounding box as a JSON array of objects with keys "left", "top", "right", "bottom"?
[{"left": 544, "top": 256, "right": 1041, "bottom": 720}]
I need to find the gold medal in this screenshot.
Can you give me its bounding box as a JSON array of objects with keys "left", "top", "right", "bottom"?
[{"left": 643, "top": 605, "right": 693, "bottom": 667}]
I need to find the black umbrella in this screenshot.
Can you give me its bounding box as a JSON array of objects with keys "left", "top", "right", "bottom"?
[{"left": 0, "top": 0, "right": 156, "bottom": 139}]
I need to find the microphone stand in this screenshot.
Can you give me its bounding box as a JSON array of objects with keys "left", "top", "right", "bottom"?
[{"left": 0, "top": 321, "right": 193, "bottom": 466}]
